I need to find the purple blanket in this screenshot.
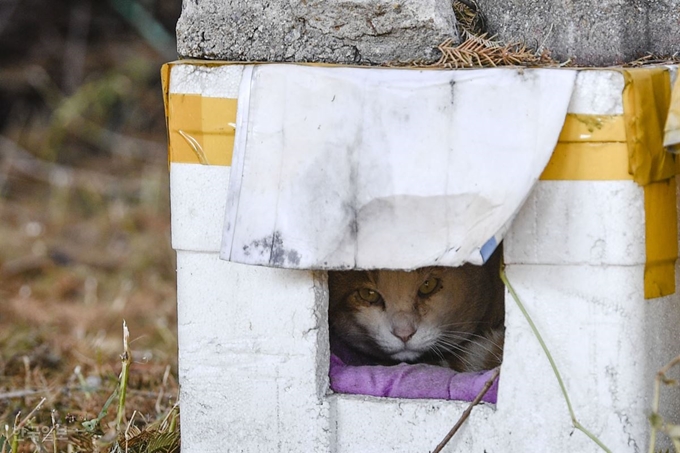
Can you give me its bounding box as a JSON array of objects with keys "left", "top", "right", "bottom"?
[{"left": 329, "top": 339, "right": 499, "bottom": 403}]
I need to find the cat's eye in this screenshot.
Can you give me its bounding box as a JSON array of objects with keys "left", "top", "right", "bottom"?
[
  {"left": 418, "top": 277, "right": 441, "bottom": 296},
  {"left": 357, "top": 288, "right": 381, "bottom": 304}
]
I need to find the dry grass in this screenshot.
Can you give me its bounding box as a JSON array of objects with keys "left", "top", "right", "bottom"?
[
  {"left": 435, "top": 0, "right": 559, "bottom": 68},
  {"left": 390, "top": 0, "right": 560, "bottom": 69},
  {"left": 0, "top": 0, "right": 181, "bottom": 451},
  {"left": 433, "top": 35, "right": 557, "bottom": 69},
  {"left": 624, "top": 54, "right": 680, "bottom": 67},
  {"left": 453, "top": 0, "right": 558, "bottom": 68},
  {"left": 0, "top": 176, "right": 179, "bottom": 451}
]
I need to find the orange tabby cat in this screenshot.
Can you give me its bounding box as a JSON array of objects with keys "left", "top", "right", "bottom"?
[{"left": 328, "top": 248, "right": 504, "bottom": 372}]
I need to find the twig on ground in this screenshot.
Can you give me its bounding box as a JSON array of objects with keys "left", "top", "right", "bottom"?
[
  {"left": 0, "top": 389, "right": 42, "bottom": 400},
  {"left": 116, "top": 320, "right": 131, "bottom": 431},
  {"left": 124, "top": 410, "right": 139, "bottom": 448},
  {"left": 432, "top": 367, "right": 500, "bottom": 453},
  {"left": 50, "top": 410, "right": 58, "bottom": 453},
  {"left": 155, "top": 364, "right": 172, "bottom": 414},
  {"left": 9, "top": 397, "right": 47, "bottom": 452}
]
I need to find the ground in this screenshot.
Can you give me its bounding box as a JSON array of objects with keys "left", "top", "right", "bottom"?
[{"left": 0, "top": 1, "right": 181, "bottom": 451}]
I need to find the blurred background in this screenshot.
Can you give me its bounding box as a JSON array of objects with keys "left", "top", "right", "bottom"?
[{"left": 0, "top": 0, "right": 182, "bottom": 448}]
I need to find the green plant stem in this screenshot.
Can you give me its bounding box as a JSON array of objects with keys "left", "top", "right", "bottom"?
[
  {"left": 168, "top": 405, "right": 179, "bottom": 433},
  {"left": 648, "top": 354, "right": 680, "bottom": 453},
  {"left": 82, "top": 388, "right": 118, "bottom": 433},
  {"left": 500, "top": 266, "right": 612, "bottom": 453},
  {"left": 649, "top": 376, "right": 661, "bottom": 453}
]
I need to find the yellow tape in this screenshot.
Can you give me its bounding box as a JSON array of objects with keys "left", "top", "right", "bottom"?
[
  {"left": 161, "top": 63, "right": 238, "bottom": 166},
  {"left": 166, "top": 94, "right": 237, "bottom": 166},
  {"left": 541, "top": 114, "right": 630, "bottom": 181},
  {"left": 546, "top": 70, "right": 679, "bottom": 185},
  {"left": 161, "top": 63, "right": 172, "bottom": 168},
  {"left": 557, "top": 114, "right": 627, "bottom": 143},
  {"left": 621, "top": 68, "right": 679, "bottom": 298},
  {"left": 644, "top": 178, "right": 678, "bottom": 298},
  {"left": 622, "top": 68, "right": 677, "bottom": 186},
  {"left": 540, "top": 142, "right": 632, "bottom": 181}
]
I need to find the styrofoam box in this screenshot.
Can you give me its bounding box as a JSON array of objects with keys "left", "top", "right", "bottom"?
[{"left": 169, "top": 64, "right": 680, "bottom": 452}]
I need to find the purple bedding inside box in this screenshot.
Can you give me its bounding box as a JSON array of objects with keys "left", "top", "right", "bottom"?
[{"left": 329, "top": 337, "right": 499, "bottom": 403}]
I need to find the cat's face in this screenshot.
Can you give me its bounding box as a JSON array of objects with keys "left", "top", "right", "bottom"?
[{"left": 328, "top": 264, "right": 501, "bottom": 366}]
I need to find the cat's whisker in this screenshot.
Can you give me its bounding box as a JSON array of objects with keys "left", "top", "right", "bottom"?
[
  {"left": 439, "top": 330, "right": 500, "bottom": 345},
  {"left": 440, "top": 334, "right": 504, "bottom": 354},
  {"left": 430, "top": 344, "right": 450, "bottom": 361},
  {"left": 433, "top": 339, "right": 473, "bottom": 356},
  {"left": 471, "top": 343, "right": 502, "bottom": 362},
  {"left": 437, "top": 333, "right": 503, "bottom": 361},
  {"left": 437, "top": 337, "right": 501, "bottom": 365},
  {"left": 433, "top": 343, "right": 476, "bottom": 370},
  {"left": 438, "top": 321, "right": 482, "bottom": 329},
  {"left": 435, "top": 340, "right": 470, "bottom": 356},
  {"left": 430, "top": 345, "right": 446, "bottom": 363},
  {"left": 437, "top": 330, "right": 470, "bottom": 339},
  {"left": 468, "top": 344, "right": 502, "bottom": 362}
]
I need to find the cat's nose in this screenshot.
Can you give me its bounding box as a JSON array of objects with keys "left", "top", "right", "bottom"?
[{"left": 392, "top": 325, "right": 416, "bottom": 343}]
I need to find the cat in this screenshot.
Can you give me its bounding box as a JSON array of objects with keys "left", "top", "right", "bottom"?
[{"left": 328, "top": 247, "right": 504, "bottom": 372}]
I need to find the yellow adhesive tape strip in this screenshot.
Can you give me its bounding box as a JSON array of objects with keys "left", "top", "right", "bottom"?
[
  {"left": 542, "top": 113, "right": 630, "bottom": 181},
  {"left": 622, "top": 68, "right": 677, "bottom": 186},
  {"left": 166, "top": 94, "right": 237, "bottom": 166},
  {"left": 540, "top": 142, "right": 632, "bottom": 181},
  {"left": 161, "top": 63, "right": 172, "bottom": 168},
  {"left": 621, "top": 68, "right": 678, "bottom": 298},
  {"left": 557, "top": 114, "right": 626, "bottom": 143},
  {"left": 644, "top": 177, "right": 678, "bottom": 299}
]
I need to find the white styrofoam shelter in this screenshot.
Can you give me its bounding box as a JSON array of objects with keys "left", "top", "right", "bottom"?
[{"left": 164, "top": 63, "right": 680, "bottom": 452}]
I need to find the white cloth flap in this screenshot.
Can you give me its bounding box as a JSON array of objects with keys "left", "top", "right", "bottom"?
[{"left": 221, "top": 65, "right": 576, "bottom": 269}]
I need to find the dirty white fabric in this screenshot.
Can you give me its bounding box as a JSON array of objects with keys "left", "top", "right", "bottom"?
[{"left": 221, "top": 65, "right": 576, "bottom": 270}]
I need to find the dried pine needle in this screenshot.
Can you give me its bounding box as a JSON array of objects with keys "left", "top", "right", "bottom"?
[{"left": 386, "top": 0, "right": 560, "bottom": 69}]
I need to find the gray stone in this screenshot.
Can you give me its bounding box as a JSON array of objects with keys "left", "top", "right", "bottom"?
[
  {"left": 475, "top": 0, "right": 680, "bottom": 66},
  {"left": 176, "top": 0, "right": 459, "bottom": 64}
]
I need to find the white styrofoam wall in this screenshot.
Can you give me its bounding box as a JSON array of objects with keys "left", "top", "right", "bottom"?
[
  {"left": 176, "top": 251, "right": 330, "bottom": 452},
  {"left": 170, "top": 64, "right": 680, "bottom": 452},
  {"left": 504, "top": 181, "right": 646, "bottom": 265}
]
